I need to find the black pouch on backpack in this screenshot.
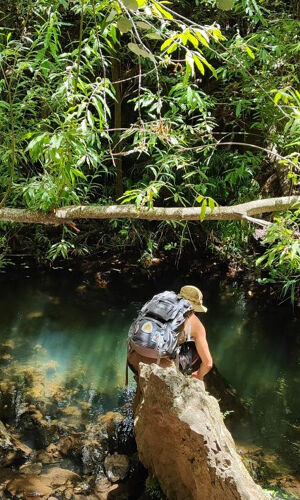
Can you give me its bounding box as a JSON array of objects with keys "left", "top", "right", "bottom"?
[{"left": 179, "top": 341, "right": 200, "bottom": 374}]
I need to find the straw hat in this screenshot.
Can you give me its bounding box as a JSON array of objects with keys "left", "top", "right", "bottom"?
[{"left": 178, "top": 285, "right": 207, "bottom": 313}]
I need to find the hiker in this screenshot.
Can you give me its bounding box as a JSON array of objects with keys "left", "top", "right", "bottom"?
[{"left": 127, "top": 285, "right": 213, "bottom": 381}]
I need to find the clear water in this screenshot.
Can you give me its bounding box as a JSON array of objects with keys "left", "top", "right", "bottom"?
[
  {"left": 0, "top": 268, "right": 299, "bottom": 469},
  {"left": 205, "top": 280, "right": 300, "bottom": 463}
]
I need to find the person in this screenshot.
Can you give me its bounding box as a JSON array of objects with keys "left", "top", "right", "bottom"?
[{"left": 127, "top": 285, "right": 213, "bottom": 382}]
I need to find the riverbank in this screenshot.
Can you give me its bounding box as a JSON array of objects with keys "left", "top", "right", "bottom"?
[{"left": 6, "top": 248, "right": 300, "bottom": 314}]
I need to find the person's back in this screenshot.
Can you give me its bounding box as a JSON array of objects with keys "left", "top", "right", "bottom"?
[{"left": 127, "top": 285, "right": 213, "bottom": 381}]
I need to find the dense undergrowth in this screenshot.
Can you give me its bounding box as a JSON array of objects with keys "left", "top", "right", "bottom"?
[{"left": 0, "top": 0, "right": 299, "bottom": 302}]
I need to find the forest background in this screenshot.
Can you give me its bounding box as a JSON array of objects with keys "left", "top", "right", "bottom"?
[{"left": 0, "top": 0, "right": 299, "bottom": 303}]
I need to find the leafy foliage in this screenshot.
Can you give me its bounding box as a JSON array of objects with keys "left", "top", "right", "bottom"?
[
  {"left": 0, "top": 0, "right": 299, "bottom": 300},
  {"left": 256, "top": 209, "right": 300, "bottom": 304}
]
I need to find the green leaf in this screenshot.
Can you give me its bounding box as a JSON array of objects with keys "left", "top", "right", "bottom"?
[
  {"left": 123, "top": 0, "right": 139, "bottom": 10},
  {"left": 87, "top": 110, "right": 94, "bottom": 128},
  {"left": 128, "top": 43, "right": 154, "bottom": 60},
  {"left": 166, "top": 42, "right": 178, "bottom": 54},
  {"left": 193, "top": 29, "right": 209, "bottom": 48},
  {"left": 70, "top": 168, "right": 86, "bottom": 180},
  {"left": 256, "top": 255, "right": 267, "bottom": 266},
  {"left": 128, "top": 42, "right": 143, "bottom": 56},
  {"left": 186, "top": 86, "right": 193, "bottom": 104},
  {"left": 120, "top": 195, "right": 137, "bottom": 204},
  {"left": 145, "top": 32, "right": 161, "bottom": 40},
  {"left": 200, "top": 199, "right": 207, "bottom": 221},
  {"left": 106, "top": 9, "right": 117, "bottom": 23},
  {"left": 245, "top": 46, "right": 255, "bottom": 59},
  {"left": 193, "top": 54, "right": 205, "bottom": 75},
  {"left": 136, "top": 21, "right": 151, "bottom": 29},
  {"left": 197, "top": 55, "right": 217, "bottom": 78},
  {"left": 216, "top": 0, "right": 234, "bottom": 11},
  {"left": 185, "top": 52, "right": 195, "bottom": 77},
  {"left": 187, "top": 32, "right": 199, "bottom": 48},
  {"left": 236, "top": 101, "right": 242, "bottom": 117},
  {"left": 208, "top": 26, "right": 226, "bottom": 41},
  {"left": 290, "top": 241, "right": 299, "bottom": 259},
  {"left": 180, "top": 32, "right": 188, "bottom": 45},
  {"left": 208, "top": 197, "right": 215, "bottom": 213},
  {"left": 117, "top": 17, "right": 132, "bottom": 33},
  {"left": 161, "top": 38, "right": 174, "bottom": 51},
  {"left": 26, "top": 133, "right": 48, "bottom": 157},
  {"left": 152, "top": 1, "right": 173, "bottom": 19},
  {"left": 183, "top": 64, "right": 191, "bottom": 85}
]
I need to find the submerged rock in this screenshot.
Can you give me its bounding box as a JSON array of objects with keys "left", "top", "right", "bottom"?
[
  {"left": 19, "top": 461, "right": 43, "bottom": 475},
  {"left": 57, "top": 432, "right": 105, "bottom": 474},
  {"left": 134, "top": 364, "right": 270, "bottom": 500},
  {"left": 104, "top": 453, "right": 130, "bottom": 482},
  {"left": 5, "top": 466, "right": 80, "bottom": 499},
  {"left": 17, "top": 405, "right": 62, "bottom": 448},
  {"left": 96, "top": 411, "right": 125, "bottom": 450},
  {"left": 238, "top": 444, "right": 300, "bottom": 498},
  {"left": 36, "top": 442, "right": 63, "bottom": 463},
  {"left": 6, "top": 475, "right": 52, "bottom": 499},
  {"left": 0, "top": 420, "right": 31, "bottom": 466}
]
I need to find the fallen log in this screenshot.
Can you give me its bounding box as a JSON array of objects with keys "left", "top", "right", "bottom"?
[{"left": 0, "top": 196, "right": 299, "bottom": 225}]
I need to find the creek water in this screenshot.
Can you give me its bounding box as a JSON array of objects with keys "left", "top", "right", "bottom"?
[{"left": 0, "top": 268, "right": 299, "bottom": 474}]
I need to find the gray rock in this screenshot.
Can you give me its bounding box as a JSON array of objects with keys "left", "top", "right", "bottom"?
[{"left": 134, "top": 364, "right": 270, "bottom": 500}]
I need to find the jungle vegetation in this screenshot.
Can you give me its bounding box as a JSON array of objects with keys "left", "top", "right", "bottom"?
[{"left": 0, "top": 0, "right": 299, "bottom": 301}]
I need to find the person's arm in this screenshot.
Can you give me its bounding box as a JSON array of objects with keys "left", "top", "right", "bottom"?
[{"left": 189, "top": 313, "right": 213, "bottom": 381}]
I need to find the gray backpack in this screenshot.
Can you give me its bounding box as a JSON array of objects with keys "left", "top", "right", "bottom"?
[{"left": 128, "top": 291, "right": 193, "bottom": 359}]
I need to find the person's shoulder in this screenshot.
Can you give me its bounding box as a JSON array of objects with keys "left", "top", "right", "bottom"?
[
  {"left": 190, "top": 312, "right": 199, "bottom": 322},
  {"left": 190, "top": 313, "right": 206, "bottom": 330}
]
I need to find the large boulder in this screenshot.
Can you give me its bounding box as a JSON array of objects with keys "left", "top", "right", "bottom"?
[{"left": 134, "top": 364, "right": 270, "bottom": 500}]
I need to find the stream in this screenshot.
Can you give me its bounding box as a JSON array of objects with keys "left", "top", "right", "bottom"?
[{"left": 0, "top": 267, "right": 299, "bottom": 496}]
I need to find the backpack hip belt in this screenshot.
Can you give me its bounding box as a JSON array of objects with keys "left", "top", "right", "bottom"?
[{"left": 130, "top": 339, "right": 169, "bottom": 359}]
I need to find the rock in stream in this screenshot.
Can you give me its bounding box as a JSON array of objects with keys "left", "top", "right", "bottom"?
[{"left": 134, "top": 363, "right": 270, "bottom": 500}]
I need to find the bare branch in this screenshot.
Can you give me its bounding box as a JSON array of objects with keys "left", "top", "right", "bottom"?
[{"left": 242, "top": 215, "right": 272, "bottom": 227}]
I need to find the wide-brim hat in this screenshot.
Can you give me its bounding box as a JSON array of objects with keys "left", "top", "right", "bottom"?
[{"left": 178, "top": 285, "right": 207, "bottom": 313}]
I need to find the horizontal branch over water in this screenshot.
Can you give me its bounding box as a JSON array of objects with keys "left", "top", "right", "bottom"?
[{"left": 0, "top": 196, "right": 299, "bottom": 225}]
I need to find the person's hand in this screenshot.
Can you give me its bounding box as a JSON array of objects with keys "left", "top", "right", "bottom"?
[
  {"left": 191, "top": 371, "right": 205, "bottom": 390},
  {"left": 192, "top": 370, "right": 202, "bottom": 380}
]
